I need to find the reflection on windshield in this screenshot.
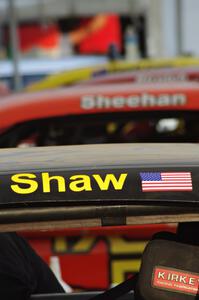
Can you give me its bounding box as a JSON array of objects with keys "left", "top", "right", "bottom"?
[{"left": 0, "top": 111, "right": 195, "bottom": 148}]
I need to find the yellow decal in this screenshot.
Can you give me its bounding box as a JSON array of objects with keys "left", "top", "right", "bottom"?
[
  {"left": 54, "top": 237, "right": 68, "bottom": 253},
  {"left": 109, "top": 238, "right": 147, "bottom": 254},
  {"left": 111, "top": 259, "right": 141, "bottom": 284},
  {"left": 10, "top": 172, "right": 128, "bottom": 194},
  {"left": 42, "top": 173, "right": 66, "bottom": 193},
  {"left": 11, "top": 173, "right": 38, "bottom": 194},
  {"left": 53, "top": 237, "right": 95, "bottom": 253},
  {"left": 69, "top": 175, "right": 92, "bottom": 192},
  {"left": 93, "top": 173, "right": 127, "bottom": 190},
  {"left": 73, "top": 237, "right": 95, "bottom": 252}
]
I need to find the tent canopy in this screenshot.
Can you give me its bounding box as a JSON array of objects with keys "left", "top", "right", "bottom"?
[{"left": 0, "top": 0, "right": 147, "bottom": 22}]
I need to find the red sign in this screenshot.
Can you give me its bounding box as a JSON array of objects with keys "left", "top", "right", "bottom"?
[{"left": 153, "top": 266, "right": 199, "bottom": 295}]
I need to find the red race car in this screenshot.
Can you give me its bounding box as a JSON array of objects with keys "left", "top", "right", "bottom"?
[{"left": 0, "top": 81, "right": 199, "bottom": 147}]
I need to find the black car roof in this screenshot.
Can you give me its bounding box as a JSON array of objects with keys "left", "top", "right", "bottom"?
[
  {"left": 1, "top": 143, "right": 199, "bottom": 171},
  {"left": 0, "top": 143, "right": 198, "bottom": 232}
]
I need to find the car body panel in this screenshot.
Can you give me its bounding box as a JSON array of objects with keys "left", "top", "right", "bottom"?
[
  {"left": 1, "top": 82, "right": 199, "bottom": 130},
  {"left": 79, "top": 67, "right": 199, "bottom": 86},
  {"left": 26, "top": 56, "right": 199, "bottom": 92}
]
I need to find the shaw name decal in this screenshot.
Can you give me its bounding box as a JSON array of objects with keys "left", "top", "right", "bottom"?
[
  {"left": 10, "top": 172, "right": 128, "bottom": 194},
  {"left": 0, "top": 168, "right": 194, "bottom": 204},
  {"left": 81, "top": 93, "right": 187, "bottom": 110}
]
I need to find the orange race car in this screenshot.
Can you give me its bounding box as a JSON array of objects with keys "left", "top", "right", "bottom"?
[{"left": 0, "top": 81, "right": 199, "bottom": 290}]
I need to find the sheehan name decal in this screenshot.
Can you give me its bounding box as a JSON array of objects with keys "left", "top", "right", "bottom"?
[{"left": 81, "top": 93, "right": 187, "bottom": 110}]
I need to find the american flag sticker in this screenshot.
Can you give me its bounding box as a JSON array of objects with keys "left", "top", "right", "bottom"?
[{"left": 140, "top": 172, "right": 193, "bottom": 192}]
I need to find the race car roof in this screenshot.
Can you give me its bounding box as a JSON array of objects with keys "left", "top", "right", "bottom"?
[
  {"left": 79, "top": 67, "right": 199, "bottom": 85},
  {"left": 25, "top": 56, "right": 199, "bottom": 92},
  {"left": 1, "top": 82, "right": 199, "bottom": 129},
  {"left": 0, "top": 143, "right": 199, "bottom": 232},
  {"left": 1, "top": 143, "right": 199, "bottom": 171}
]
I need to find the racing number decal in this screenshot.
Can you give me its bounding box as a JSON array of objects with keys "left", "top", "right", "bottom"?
[
  {"left": 53, "top": 236, "right": 147, "bottom": 288},
  {"left": 54, "top": 236, "right": 95, "bottom": 253},
  {"left": 109, "top": 238, "right": 147, "bottom": 284}
]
